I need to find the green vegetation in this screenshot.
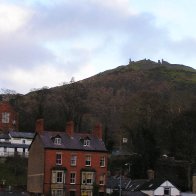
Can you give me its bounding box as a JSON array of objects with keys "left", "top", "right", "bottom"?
[
  {"left": 0, "top": 157, "right": 27, "bottom": 189},
  {"left": 6, "top": 59, "right": 196, "bottom": 184}
]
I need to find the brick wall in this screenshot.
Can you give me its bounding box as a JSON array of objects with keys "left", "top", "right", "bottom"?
[
  {"left": 27, "top": 135, "right": 45, "bottom": 194},
  {"left": 0, "top": 101, "right": 18, "bottom": 131},
  {"left": 44, "top": 149, "right": 108, "bottom": 195}
]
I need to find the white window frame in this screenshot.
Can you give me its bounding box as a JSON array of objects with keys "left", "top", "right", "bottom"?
[
  {"left": 71, "top": 155, "right": 77, "bottom": 166},
  {"left": 56, "top": 153, "right": 62, "bottom": 165},
  {"left": 56, "top": 171, "right": 63, "bottom": 183},
  {"left": 82, "top": 172, "right": 94, "bottom": 185},
  {"left": 85, "top": 155, "right": 91, "bottom": 166},
  {"left": 70, "top": 172, "right": 76, "bottom": 184},
  {"left": 51, "top": 189, "right": 64, "bottom": 196},
  {"left": 100, "top": 156, "right": 105, "bottom": 167},
  {"left": 52, "top": 171, "right": 65, "bottom": 184},
  {"left": 99, "top": 175, "right": 105, "bottom": 185},
  {"left": 2, "top": 112, "right": 10, "bottom": 123},
  {"left": 84, "top": 139, "right": 90, "bottom": 146},
  {"left": 54, "top": 137, "right": 62, "bottom": 145}
]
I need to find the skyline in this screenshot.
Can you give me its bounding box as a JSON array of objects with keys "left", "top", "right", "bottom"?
[{"left": 0, "top": 0, "right": 196, "bottom": 94}]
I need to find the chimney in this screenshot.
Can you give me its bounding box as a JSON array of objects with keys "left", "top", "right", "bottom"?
[
  {"left": 35, "top": 119, "right": 44, "bottom": 134},
  {"left": 66, "top": 121, "right": 74, "bottom": 137},
  {"left": 147, "top": 169, "right": 155, "bottom": 180},
  {"left": 93, "top": 123, "right": 102, "bottom": 139}
]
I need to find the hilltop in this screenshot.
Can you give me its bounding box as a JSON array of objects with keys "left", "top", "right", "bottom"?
[{"left": 2, "top": 59, "right": 196, "bottom": 171}]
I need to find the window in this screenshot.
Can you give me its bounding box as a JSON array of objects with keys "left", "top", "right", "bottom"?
[
  {"left": 54, "top": 137, "right": 62, "bottom": 145},
  {"left": 99, "top": 175, "right": 105, "bottom": 185},
  {"left": 164, "top": 187, "right": 170, "bottom": 195},
  {"left": 70, "top": 191, "right": 76, "bottom": 196},
  {"left": 85, "top": 155, "right": 91, "bottom": 166},
  {"left": 70, "top": 172, "right": 76, "bottom": 184},
  {"left": 52, "top": 171, "right": 64, "bottom": 184},
  {"left": 84, "top": 139, "right": 90, "bottom": 146},
  {"left": 100, "top": 156, "right": 105, "bottom": 167},
  {"left": 82, "top": 172, "right": 94, "bottom": 185},
  {"left": 22, "top": 139, "right": 26, "bottom": 144},
  {"left": 2, "top": 112, "right": 10, "bottom": 123},
  {"left": 71, "top": 155, "right": 77, "bottom": 166},
  {"left": 81, "top": 190, "right": 92, "bottom": 196},
  {"left": 57, "top": 171, "right": 63, "bottom": 183},
  {"left": 56, "top": 153, "right": 62, "bottom": 165},
  {"left": 122, "top": 137, "right": 128, "bottom": 143},
  {"left": 51, "top": 189, "right": 64, "bottom": 196}
]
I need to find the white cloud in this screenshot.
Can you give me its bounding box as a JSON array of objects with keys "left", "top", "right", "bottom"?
[
  {"left": 1, "top": 64, "right": 69, "bottom": 93},
  {"left": 0, "top": 2, "right": 32, "bottom": 34}
]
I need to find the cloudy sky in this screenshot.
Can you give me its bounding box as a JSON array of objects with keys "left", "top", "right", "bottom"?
[{"left": 0, "top": 0, "right": 196, "bottom": 94}]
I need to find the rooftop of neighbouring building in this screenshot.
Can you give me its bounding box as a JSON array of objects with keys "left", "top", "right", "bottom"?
[{"left": 34, "top": 119, "right": 107, "bottom": 152}]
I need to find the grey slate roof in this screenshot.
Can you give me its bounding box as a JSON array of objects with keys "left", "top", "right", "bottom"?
[
  {"left": 181, "top": 193, "right": 196, "bottom": 196},
  {"left": 0, "top": 133, "right": 10, "bottom": 139},
  {"left": 107, "top": 177, "right": 180, "bottom": 195},
  {"left": 126, "top": 179, "right": 148, "bottom": 191},
  {"left": 0, "top": 142, "right": 29, "bottom": 148},
  {"left": 135, "top": 179, "right": 170, "bottom": 191},
  {"left": 39, "top": 131, "right": 107, "bottom": 152},
  {"left": 107, "top": 176, "right": 131, "bottom": 190},
  {"left": 9, "top": 131, "right": 35, "bottom": 139},
  {"left": 122, "top": 191, "right": 148, "bottom": 196}
]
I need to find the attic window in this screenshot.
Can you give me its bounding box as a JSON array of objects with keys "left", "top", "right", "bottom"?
[
  {"left": 54, "top": 137, "right": 62, "bottom": 145},
  {"left": 84, "top": 138, "right": 90, "bottom": 146},
  {"left": 80, "top": 137, "right": 91, "bottom": 147},
  {"left": 164, "top": 187, "right": 170, "bottom": 195}
]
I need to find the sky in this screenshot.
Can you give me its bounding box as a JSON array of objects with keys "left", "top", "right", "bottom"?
[{"left": 0, "top": 0, "right": 196, "bottom": 94}]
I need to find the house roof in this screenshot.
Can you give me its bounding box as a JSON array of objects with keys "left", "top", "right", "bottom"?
[
  {"left": 136, "top": 179, "right": 175, "bottom": 191},
  {"left": 181, "top": 193, "right": 196, "bottom": 196},
  {"left": 122, "top": 191, "right": 148, "bottom": 196},
  {"left": 38, "top": 131, "right": 107, "bottom": 152},
  {"left": 126, "top": 179, "right": 148, "bottom": 191},
  {"left": 0, "top": 133, "right": 10, "bottom": 139},
  {"left": 0, "top": 142, "right": 29, "bottom": 148},
  {"left": 9, "top": 131, "right": 35, "bottom": 139},
  {"left": 107, "top": 176, "right": 131, "bottom": 189}
]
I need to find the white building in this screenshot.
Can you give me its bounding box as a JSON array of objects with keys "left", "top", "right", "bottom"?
[
  {"left": 0, "top": 131, "right": 34, "bottom": 157},
  {"left": 140, "top": 180, "right": 180, "bottom": 196},
  {"left": 124, "top": 179, "right": 180, "bottom": 196}
]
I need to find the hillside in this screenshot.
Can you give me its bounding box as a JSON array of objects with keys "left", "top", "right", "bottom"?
[{"left": 3, "top": 59, "right": 196, "bottom": 171}]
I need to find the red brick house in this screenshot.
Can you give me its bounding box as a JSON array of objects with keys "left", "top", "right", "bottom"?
[
  {"left": 27, "top": 120, "right": 108, "bottom": 196},
  {"left": 0, "top": 101, "right": 18, "bottom": 132}
]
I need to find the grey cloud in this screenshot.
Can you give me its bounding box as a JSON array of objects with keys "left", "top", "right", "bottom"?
[
  {"left": 0, "top": 35, "right": 55, "bottom": 70},
  {"left": 27, "top": 1, "right": 154, "bottom": 39}
]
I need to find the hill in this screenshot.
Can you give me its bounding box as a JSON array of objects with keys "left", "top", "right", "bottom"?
[{"left": 3, "top": 59, "right": 196, "bottom": 172}]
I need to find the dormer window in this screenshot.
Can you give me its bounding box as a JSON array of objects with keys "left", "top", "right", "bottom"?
[
  {"left": 84, "top": 139, "right": 90, "bottom": 146},
  {"left": 80, "top": 137, "right": 91, "bottom": 147},
  {"left": 54, "top": 136, "right": 62, "bottom": 145}
]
